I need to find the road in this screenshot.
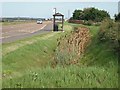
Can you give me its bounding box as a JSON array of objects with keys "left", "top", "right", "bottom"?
[{"left": 1, "top": 21, "right": 53, "bottom": 43}]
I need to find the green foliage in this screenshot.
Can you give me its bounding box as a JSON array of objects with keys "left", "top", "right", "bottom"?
[
  {"left": 115, "top": 12, "right": 120, "bottom": 21},
  {"left": 83, "top": 20, "right": 93, "bottom": 26},
  {"left": 73, "top": 10, "right": 83, "bottom": 20},
  {"left": 72, "top": 7, "right": 110, "bottom": 22},
  {"left": 98, "top": 19, "right": 119, "bottom": 53},
  {"left": 2, "top": 65, "right": 118, "bottom": 88}
]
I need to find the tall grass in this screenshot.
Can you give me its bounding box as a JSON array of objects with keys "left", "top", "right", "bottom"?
[
  {"left": 98, "top": 19, "right": 119, "bottom": 53},
  {"left": 2, "top": 65, "right": 118, "bottom": 88},
  {"left": 53, "top": 27, "right": 91, "bottom": 67}
]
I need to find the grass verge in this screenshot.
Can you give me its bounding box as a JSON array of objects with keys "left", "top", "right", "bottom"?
[{"left": 2, "top": 22, "right": 118, "bottom": 88}]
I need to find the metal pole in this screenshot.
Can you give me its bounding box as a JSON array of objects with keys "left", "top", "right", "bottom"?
[
  {"left": 54, "top": 8, "right": 56, "bottom": 14},
  {"left": 62, "top": 16, "right": 64, "bottom": 31},
  {"left": 68, "top": 10, "right": 70, "bottom": 19},
  {"left": 53, "top": 16, "right": 55, "bottom": 31}
]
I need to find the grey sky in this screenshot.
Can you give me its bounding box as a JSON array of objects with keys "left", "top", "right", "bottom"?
[
  {"left": 118, "top": 1, "right": 120, "bottom": 12},
  {"left": 2, "top": 2, "right": 118, "bottom": 19}
]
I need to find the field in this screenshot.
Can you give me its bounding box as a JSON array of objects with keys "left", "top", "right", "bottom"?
[
  {"left": 2, "top": 22, "right": 118, "bottom": 88},
  {"left": 1, "top": 20, "right": 36, "bottom": 26},
  {"left": 2, "top": 21, "right": 52, "bottom": 40}
]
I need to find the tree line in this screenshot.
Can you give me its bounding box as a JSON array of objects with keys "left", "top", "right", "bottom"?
[
  {"left": 70, "top": 7, "right": 110, "bottom": 22},
  {"left": 1, "top": 17, "right": 46, "bottom": 22},
  {"left": 115, "top": 13, "right": 120, "bottom": 21}
]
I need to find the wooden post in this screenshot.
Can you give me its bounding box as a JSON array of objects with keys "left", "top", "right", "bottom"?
[
  {"left": 53, "top": 16, "right": 55, "bottom": 31},
  {"left": 62, "top": 16, "right": 64, "bottom": 31}
]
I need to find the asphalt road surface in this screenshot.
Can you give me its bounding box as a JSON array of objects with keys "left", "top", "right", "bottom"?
[{"left": 1, "top": 21, "right": 53, "bottom": 43}]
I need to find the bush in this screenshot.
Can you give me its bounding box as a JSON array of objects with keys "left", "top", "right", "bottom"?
[
  {"left": 68, "top": 20, "right": 84, "bottom": 24},
  {"left": 115, "top": 13, "right": 120, "bottom": 21},
  {"left": 83, "top": 20, "right": 93, "bottom": 26},
  {"left": 93, "top": 22, "right": 101, "bottom": 26},
  {"left": 98, "top": 19, "right": 119, "bottom": 53}
]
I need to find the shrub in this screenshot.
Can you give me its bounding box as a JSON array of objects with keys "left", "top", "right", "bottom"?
[
  {"left": 68, "top": 20, "right": 84, "bottom": 24},
  {"left": 98, "top": 19, "right": 119, "bottom": 53},
  {"left": 93, "top": 22, "right": 101, "bottom": 26},
  {"left": 83, "top": 20, "right": 93, "bottom": 26}
]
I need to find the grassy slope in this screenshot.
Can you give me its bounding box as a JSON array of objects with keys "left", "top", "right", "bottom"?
[
  {"left": 0, "top": 44, "right": 2, "bottom": 89},
  {"left": 2, "top": 22, "right": 118, "bottom": 88},
  {"left": 2, "top": 24, "right": 72, "bottom": 78},
  {"left": 2, "top": 33, "right": 58, "bottom": 76}
]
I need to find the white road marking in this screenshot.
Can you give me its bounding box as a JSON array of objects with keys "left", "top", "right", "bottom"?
[
  {"left": 30, "top": 24, "right": 47, "bottom": 33},
  {"left": 41, "top": 25, "right": 46, "bottom": 30}
]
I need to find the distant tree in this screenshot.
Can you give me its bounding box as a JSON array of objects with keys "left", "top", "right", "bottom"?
[
  {"left": 72, "top": 7, "right": 110, "bottom": 22},
  {"left": 115, "top": 13, "right": 120, "bottom": 21},
  {"left": 69, "top": 17, "right": 73, "bottom": 20},
  {"left": 73, "top": 10, "right": 83, "bottom": 20}
]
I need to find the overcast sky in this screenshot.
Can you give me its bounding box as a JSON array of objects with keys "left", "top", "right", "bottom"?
[{"left": 2, "top": 2, "right": 118, "bottom": 19}]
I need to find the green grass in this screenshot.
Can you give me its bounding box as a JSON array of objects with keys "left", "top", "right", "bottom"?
[
  {"left": 2, "top": 65, "right": 118, "bottom": 88},
  {"left": 66, "top": 22, "right": 99, "bottom": 36},
  {"left": 2, "top": 22, "right": 118, "bottom": 88},
  {"left": 0, "top": 44, "right": 2, "bottom": 89},
  {"left": 2, "top": 23, "right": 72, "bottom": 78},
  {"left": 2, "top": 32, "right": 59, "bottom": 77}
]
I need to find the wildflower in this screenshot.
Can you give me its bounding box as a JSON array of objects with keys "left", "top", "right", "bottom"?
[
  {"left": 32, "top": 72, "right": 38, "bottom": 81},
  {"left": 9, "top": 76, "right": 12, "bottom": 79}
]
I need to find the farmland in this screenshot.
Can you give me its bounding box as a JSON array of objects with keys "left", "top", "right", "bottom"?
[
  {"left": 2, "top": 21, "right": 52, "bottom": 43},
  {"left": 2, "top": 21, "right": 118, "bottom": 88},
  {"left": 1, "top": 21, "right": 35, "bottom": 26}
]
